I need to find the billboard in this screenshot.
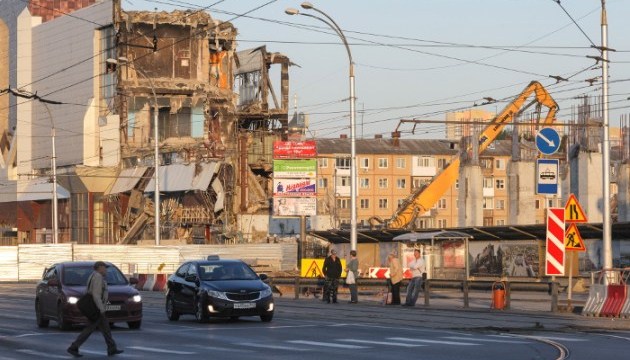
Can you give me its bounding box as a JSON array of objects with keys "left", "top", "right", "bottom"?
[
  {"left": 273, "top": 197, "right": 317, "bottom": 216},
  {"left": 273, "top": 141, "right": 317, "bottom": 159},
  {"left": 273, "top": 178, "right": 316, "bottom": 196},
  {"left": 273, "top": 159, "right": 317, "bottom": 178}
]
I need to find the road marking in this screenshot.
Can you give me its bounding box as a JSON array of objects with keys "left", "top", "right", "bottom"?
[
  {"left": 127, "top": 346, "right": 196, "bottom": 354},
  {"left": 388, "top": 337, "right": 480, "bottom": 346},
  {"left": 16, "top": 350, "right": 68, "bottom": 359},
  {"left": 339, "top": 339, "right": 425, "bottom": 347},
  {"left": 237, "top": 342, "right": 309, "bottom": 351},
  {"left": 444, "top": 336, "right": 530, "bottom": 344},
  {"left": 288, "top": 340, "right": 368, "bottom": 349},
  {"left": 509, "top": 335, "right": 587, "bottom": 342}
]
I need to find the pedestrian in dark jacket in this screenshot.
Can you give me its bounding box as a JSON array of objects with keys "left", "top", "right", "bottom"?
[{"left": 322, "top": 249, "right": 342, "bottom": 303}]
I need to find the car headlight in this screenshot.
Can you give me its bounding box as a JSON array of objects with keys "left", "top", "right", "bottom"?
[
  {"left": 260, "top": 287, "right": 272, "bottom": 298},
  {"left": 207, "top": 290, "right": 228, "bottom": 300},
  {"left": 131, "top": 295, "right": 142, "bottom": 303},
  {"left": 67, "top": 296, "right": 79, "bottom": 304}
]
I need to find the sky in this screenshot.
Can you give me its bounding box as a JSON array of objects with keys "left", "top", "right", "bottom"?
[{"left": 127, "top": 0, "right": 630, "bottom": 140}]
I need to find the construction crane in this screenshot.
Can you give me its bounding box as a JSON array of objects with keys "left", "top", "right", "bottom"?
[{"left": 380, "top": 81, "right": 558, "bottom": 229}]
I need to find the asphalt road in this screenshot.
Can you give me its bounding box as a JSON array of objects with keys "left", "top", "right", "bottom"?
[{"left": 1, "top": 283, "right": 629, "bottom": 360}]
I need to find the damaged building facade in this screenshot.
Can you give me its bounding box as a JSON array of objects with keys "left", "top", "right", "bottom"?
[{"left": 0, "top": 0, "right": 291, "bottom": 245}]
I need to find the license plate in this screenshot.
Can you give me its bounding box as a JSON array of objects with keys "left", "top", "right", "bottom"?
[
  {"left": 233, "top": 302, "right": 256, "bottom": 309},
  {"left": 106, "top": 305, "right": 121, "bottom": 311}
]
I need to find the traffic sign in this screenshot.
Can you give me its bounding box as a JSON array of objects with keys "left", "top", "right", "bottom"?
[
  {"left": 564, "top": 194, "right": 588, "bottom": 223},
  {"left": 536, "top": 127, "right": 561, "bottom": 155},
  {"left": 564, "top": 223, "right": 586, "bottom": 252},
  {"left": 545, "top": 207, "right": 565, "bottom": 276},
  {"left": 536, "top": 159, "right": 559, "bottom": 195}
]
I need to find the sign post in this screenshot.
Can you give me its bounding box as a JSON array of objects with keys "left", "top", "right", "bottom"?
[{"left": 563, "top": 194, "right": 587, "bottom": 310}]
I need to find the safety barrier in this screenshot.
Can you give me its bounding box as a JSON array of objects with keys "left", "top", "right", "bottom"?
[
  {"left": 582, "top": 268, "right": 630, "bottom": 318},
  {"left": 134, "top": 274, "right": 168, "bottom": 292}
]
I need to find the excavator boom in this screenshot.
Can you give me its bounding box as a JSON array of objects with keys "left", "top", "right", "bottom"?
[{"left": 386, "top": 81, "right": 558, "bottom": 229}]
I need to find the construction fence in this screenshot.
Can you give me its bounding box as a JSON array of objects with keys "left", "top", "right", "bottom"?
[{"left": 0, "top": 243, "right": 297, "bottom": 281}]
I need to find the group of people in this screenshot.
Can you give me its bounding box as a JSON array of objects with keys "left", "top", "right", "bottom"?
[{"left": 321, "top": 247, "right": 426, "bottom": 306}]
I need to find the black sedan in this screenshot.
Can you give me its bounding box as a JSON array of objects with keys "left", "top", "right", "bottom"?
[
  {"left": 165, "top": 259, "right": 274, "bottom": 323},
  {"left": 35, "top": 261, "right": 143, "bottom": 330}
]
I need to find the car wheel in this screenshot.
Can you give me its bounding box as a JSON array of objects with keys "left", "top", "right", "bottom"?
[
  {"left": 260, "top": 313, "right": 273, "bottom": 322},
  {"left": 195, "top": 297, "right": 208, "bottom": 323},
  {"left": 57, "top": 303, "right": 72, "bottom": 330},
  {"left": 127, "top": 320, "right": 141, "bottom": 329},
  {"left": 35, "top": 299, "right": 49, "bottom": 328},
  {"left": 165, "top": 295, "right": 180, "bottom": 321}
]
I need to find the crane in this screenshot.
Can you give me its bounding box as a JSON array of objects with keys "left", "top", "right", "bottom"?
[{"left": 383, "top": 81, "right": 558, "bottom": 229}]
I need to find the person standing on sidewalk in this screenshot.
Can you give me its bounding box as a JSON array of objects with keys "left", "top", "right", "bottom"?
[
  {"left": 346, "top": 250, "right": 359, "bottom": 303},
  {"left": 403, "top": 248, "right": 426, "bottom": 306},
  {"left": 322, "top": 249, "right": 342, "bottom": 303},
  {"left": 67, "top": 261, "right": 123, "bottom": 357},
  {"left": 387, "top": 251, "right": 403, "bottom": 305}
]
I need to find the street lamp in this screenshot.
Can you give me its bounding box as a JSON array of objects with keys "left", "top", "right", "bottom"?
[
  {"left": 107, "top": 57, "right": 161, "bottom": 245},
  {"left": 41, "top": 103, "right": 58, "bottom": 244},
  {"left": 286, "top": 2, "right": 358, "bottom": 251}
]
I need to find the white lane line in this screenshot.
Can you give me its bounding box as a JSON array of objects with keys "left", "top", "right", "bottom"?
[
  {"left": 237, "top": 342, "right": 309, "bottom": 351},
  {"left": 339, "top": 339, "right": 425, "bottom": 347},
  {"left": 16, "top": 350, "right": 68, "bottom": 359},
  {"left": 288, "top": 340, "right": 368, "bottom": 349},
  {"left": 388, "top": 337, "right": 481, "bottom": 346},
  {"left": 127, "top": 346, "right": 196, "bottom": 355},
  {"left": 501, "top": 335, "right": 588, "bottom": 342},
  {"left": 443, "top": 336, "right": 530, "bottom": 344}
]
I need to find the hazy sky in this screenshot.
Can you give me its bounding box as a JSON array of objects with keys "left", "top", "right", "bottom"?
[{"left": 128, "top": 0, "right": 630, "bottom": 140}]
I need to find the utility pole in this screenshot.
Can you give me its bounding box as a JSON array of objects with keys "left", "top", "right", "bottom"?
[{"left": 600, "top": 0, "right": 612, "bottom": 271}]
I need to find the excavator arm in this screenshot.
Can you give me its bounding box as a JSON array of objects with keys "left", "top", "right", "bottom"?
[{"left": 386, "top": 81, "right": 558, "bottom": 229}]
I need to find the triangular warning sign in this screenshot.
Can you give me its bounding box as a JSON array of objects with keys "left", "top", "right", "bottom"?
[
  {"left": 564, "top": 194, "right": 588, "bottom": 223},
  {"left": 305, "top": 261, "right": 323, "bottom": 278},
  {"left": 564, "top": 223, "right": 586, "bottom": 252}
]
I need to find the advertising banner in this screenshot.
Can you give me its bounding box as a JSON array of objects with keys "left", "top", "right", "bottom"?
[
  {"left": 273, "top": 141, "right": 317, "bottom": 159},
  {"left": 273, "top": 178, "right": 316, "bottom": 196},
  {"left": 273, "top": 159, "right": 317, "bottom": 178},
  {"left": 273, "top": 197, "right": 317, "bottom": 216}
]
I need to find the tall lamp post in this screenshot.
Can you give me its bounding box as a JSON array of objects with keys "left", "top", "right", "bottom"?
[
  {"left": 41, "top": 103, "right": 58, "bottom": 244},
  {"left": 107, "top": 57, "right": 161, "bottom": 245},
  {"left": 286, "top": 2, "right": 358, "bottom": 251}
]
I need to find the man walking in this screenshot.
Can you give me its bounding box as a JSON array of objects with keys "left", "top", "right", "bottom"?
[
  {"left": 68, "top": 261, "right": 123, "bottom": 357},
  {"left": 403, "top": 248, "right": 426, "bottom": 306},
  {"left": 322, "top": 249, "right": 342, "bottom": 303}
]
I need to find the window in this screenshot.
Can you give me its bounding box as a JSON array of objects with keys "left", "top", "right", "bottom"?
[
  {"left": 175, "top": 264, "right": 190, "bottom": 278},
  {"left": 100, "top": 27, "right": 116, "bottom": 118},
  {"left": 360, "top": 178, "right": 370, "bottom": 188},
  {"left": 155, "top": 107, "right": 192, "bottom": 139},
  {"left": 378, "top": 158, "right": 388, "bottom": 168},
  {"left": 72, "top": 193, "right": 89, "bottom": 244},
  {"left": 535, "top": 199, "right": 541, "bottom": 209},
  {"left": 396, "top": 158, "right": 406, "bottom": 168},
  {"left": 379, "top": 199, "right": 388, "bottom": 209},
  {"left": 396, "top": 178, "right": 406, "bottom": 189},
  {"left": 547, "top": 199, "right": 553, "bottom": 207},
  {"left": 438, "top": 219, "right": 447, "bottom": 228},
  {"left": 480, "top": 159, "right": 493, "bottom": 169},
  {"left": 378, "top": 178, "right": 388, "bottom": 188},
  {"left": 336, "top": 157, "right": 351, "bottom": 169},
  {"left": 483, "top": 177, "right": 493, "bottom": 189},
  {"left": 495, "top": 179, "right": 505, "bottom": 189},
  {"left": 361, "top": 158, "right": 369, "bottom": 169},
  {"left": 438, "top": 198, "right": 447, "bottom": 209},
  {"left": 360, "top": 199, "right": 370, "bottom": 209},
  {"left": 437, "top": 158, "right": 447, "bottom": 169},
  {"left": 496, "top": 219, "right": 506, "bottom": 226},
  {"left": 336, "top": 199, "right": 349, "bottom": 209},
  {"left": 93, "top": 194, "right": 105, "bottom": 244},
  {"left": 318, "top": 178, "right": 328, "bottom": 189},
  {"left": 318, "top": 158, "right": 328, "bottom": 168},
  {"left": 496, "top": 199, "right": 505, "bottom": 210},
  {"left": 417, "top": 157, "right": 431, "bottom": 167},
  {"left": 397, "top": 199, "right": 405, "bottom": 208},
  {"left": 483, "top": 197, "right": 494, "bottom": 209},
  {"left": 495, "top": 159, "right": 505, "bottom": 170},
  {"left": 340, "top": 176, "right": 351, "bottom": 186},
  {"left": 455, "top": 179, "right": 459, "bottom": 189}
]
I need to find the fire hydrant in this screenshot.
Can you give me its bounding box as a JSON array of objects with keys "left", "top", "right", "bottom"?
[{"left": 491, "top": 281, "right": 506, "bottom": 310}]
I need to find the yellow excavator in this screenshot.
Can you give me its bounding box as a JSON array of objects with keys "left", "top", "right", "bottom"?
[{"left": 381, "top": 81, "right": 558, "bottom": 229}]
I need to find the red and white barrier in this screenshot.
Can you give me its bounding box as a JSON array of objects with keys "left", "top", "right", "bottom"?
[
  {"left": 582, "top": 284, "right": 607, "bottom": 317},
  {"left": 134, "top": 274, "right": 167, "bottom": 291},
  {"left": 368, "top": 267, "right": 412, "bottom": 279},
  {"left": 620, "top": 287, "right": 630, "bottom": 319},
  {"left": 600, "top": 284, "right": 627, "bottom": 317}
]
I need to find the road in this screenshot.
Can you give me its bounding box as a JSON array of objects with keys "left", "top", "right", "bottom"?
[{"left": 1, "top": 283, "right": 629, "bottom": 359}]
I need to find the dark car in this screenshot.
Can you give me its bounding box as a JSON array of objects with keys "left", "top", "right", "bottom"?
[
  {"left": 166, "top": 259, "right": 274, "bottom": 323},
  {"left": 35, "top": 261, "right": 143, "bottom": 330}
]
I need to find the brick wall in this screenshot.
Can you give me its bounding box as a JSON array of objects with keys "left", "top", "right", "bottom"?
[{"left": 28, "top": 0, "right": 98, "bottom": 23}]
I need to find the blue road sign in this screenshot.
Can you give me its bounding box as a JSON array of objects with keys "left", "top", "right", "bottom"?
[
  {"left": 536, "top": 127, "right": 561, "bottom": 155},
  {"left": 537, "top": 159, "right": 559, "bottom": 195}
]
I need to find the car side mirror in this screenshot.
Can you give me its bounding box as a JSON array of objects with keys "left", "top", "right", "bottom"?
[
  {"left": 259, "top": 273, "right": 269, "bottom": 282},
  {"left": 128, "top": 277, "right": 139, "bottom": 285},
  {"left": 48, "top": 278, "right": 59, "bottom": 287},
  {"left": 185, "top": 274, "right": 198, "bottom": 283}
]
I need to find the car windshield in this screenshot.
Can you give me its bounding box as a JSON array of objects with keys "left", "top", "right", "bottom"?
[
  {"left": 198, "top": 262, "right": 258, "bottom": 281},
  {"left": 63, "top": 266, "right": 128, "bottom": 286}
]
